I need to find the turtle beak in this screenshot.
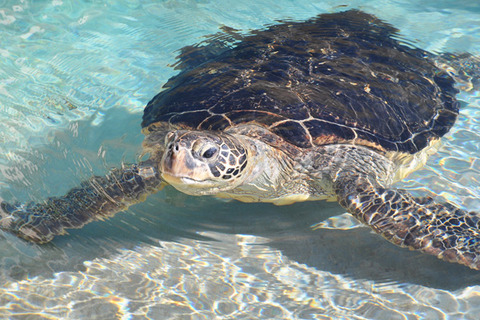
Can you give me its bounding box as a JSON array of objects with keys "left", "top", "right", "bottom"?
[
  {"left": 160, "top": 132, "right": 213, "bottom": 187},
  {"left": 161, "top": 139, "right": 196, "bottom": 178}
]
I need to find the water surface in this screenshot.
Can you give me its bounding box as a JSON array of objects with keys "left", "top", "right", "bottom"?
[{"left": 0, "top": 0, "right": 480, "bottom": 319}]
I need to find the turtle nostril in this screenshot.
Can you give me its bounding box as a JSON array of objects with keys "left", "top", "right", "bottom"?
[{"left": 167, "top": 143, "right": 180, "bottom": 153}]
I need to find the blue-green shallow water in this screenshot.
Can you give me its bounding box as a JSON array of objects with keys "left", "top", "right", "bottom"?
[{"left": 0, "top": 0, "right": 480, "bottom": 318}]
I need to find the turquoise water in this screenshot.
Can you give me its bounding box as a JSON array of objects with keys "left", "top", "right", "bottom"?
[{"left": 0, "top": 0, "right": 480, "bottom": 318}]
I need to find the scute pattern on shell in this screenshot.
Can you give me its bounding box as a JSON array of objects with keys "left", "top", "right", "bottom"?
[{"left": 142, "top": 10, "right": 459, "bottom": 154}]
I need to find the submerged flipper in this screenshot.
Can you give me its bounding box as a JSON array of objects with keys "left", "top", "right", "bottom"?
[
  {"left": 435, "top": 52, "right": 480, "bottom": 92},
  {"left": 0, "top": 161, "right": 162, "bottom": 243},
  {"left": 336, "top": 178, "right": 480, "bottom": 270}
]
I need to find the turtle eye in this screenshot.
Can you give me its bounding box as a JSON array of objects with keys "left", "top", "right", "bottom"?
[
  {"left": 192, "top": 139, "right": 219, "bottom": 160},
  {"left": 202, "top": 146, "right": 218, "bottom": 159}
]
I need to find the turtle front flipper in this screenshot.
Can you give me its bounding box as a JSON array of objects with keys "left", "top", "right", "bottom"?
[
  {"left": 0, "top": 161, "right": 162, "bottom": 243},
  {"left": 336, "top": 178, "right": 480, "bottom": 270}
]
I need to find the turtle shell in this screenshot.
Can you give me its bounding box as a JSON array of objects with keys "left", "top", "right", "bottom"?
[{"left": 142, "top": 10, "right": 459, "bottom": 154}]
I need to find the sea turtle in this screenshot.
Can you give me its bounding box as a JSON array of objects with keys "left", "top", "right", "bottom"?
[{"left": 1, "top": 10, "right": 479, "bottom": 270}]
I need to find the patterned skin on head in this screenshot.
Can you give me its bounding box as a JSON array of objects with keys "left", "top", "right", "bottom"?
[{"left": 160, "top": 130, "right": 249, "bottom": 195}]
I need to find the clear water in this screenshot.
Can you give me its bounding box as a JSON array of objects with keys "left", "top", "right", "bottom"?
[{"left": 0, "top": 0, "right": 480, "bottom": 319}]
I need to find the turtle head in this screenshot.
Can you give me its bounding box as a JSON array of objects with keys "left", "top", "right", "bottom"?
[{"left": 160, "top": 130, "right": 250, "bottom": 195}]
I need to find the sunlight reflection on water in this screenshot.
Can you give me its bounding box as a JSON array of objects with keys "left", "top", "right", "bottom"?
[
  {"left": 2, "top": 233, "right": 480, "bottom": 319},
  {"left": 0, "top": 0, "right": 480, "bottom": 319}
]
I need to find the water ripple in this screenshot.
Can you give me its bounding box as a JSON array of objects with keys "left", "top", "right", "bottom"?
[
  {"left": 0, "top": 1, "right": 480, "bottom": 319},
  {"left": 1, "top": 233, "right": 479, "bottom": 319}
]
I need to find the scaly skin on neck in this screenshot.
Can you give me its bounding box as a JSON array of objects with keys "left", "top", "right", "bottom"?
[
  {"left": 215, "top": 135, "right": 299, "bottom": 204},
  {"left": 220, "top": 135, "right": 334, "bottom": 205},
  {"left": 302, "top": 144, "right": 397, "bottom": 191}
]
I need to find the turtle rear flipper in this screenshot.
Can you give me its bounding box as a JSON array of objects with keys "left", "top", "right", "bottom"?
[
  {"left": 435, "top": 52, "right": 480, "bottom": 92},
  {"left": 0, "top": 161, "right": 162, "bottom": 243},
  {"left": 336, "top": 179, "right": 480, "bottom": 270}
]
